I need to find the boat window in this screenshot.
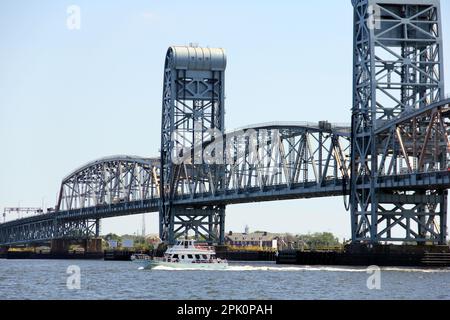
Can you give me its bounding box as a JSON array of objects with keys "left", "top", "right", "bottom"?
[
  {"left": 187, "top": 254, "right": 193, "bottom": 259},
  {"left": 173, "top": 254, "right": 179, "bottom": 259},
  {"left": 195, "top": 255, "right": 200, "bottom": 260},
  {"left": 181, "top": 255, "right": 185, "bottom": 259},
  {"left": 202, "top": 254, "right": 208, "bottom": 260},
  {"left": 184, "top": 241, "right": 188, "bottom": 248}
]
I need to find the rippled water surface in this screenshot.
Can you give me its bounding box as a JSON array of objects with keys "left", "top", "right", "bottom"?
[{"left": 1, "top": 259, "right": 450, "bottom": 300}]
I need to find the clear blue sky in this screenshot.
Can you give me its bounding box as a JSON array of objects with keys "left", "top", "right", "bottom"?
[{"left": 1, "top": 1, "right": 449, "bottom": 239}]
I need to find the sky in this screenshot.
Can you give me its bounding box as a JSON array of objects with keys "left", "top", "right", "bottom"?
[{"left": 1, "top": 0, "right": 450, "bottom": 240}]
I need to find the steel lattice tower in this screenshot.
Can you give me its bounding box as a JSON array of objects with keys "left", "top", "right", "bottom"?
[
  {"left": 350, "top": 0, "right": 447, "bottom": 244},
  {"left": 160, "top": 45, "right": 227, "bottom": 244}
]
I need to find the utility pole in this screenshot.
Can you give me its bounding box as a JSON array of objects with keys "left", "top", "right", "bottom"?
[{"left": 142, "top": 213, "right": 146, "bottom": 238}]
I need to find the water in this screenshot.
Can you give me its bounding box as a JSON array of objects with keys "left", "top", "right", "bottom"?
[{"left": 1, "top": 259, "right": 450, "bottom": 300}]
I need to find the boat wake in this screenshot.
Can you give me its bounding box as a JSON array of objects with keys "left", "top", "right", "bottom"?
[
  {"left": 379, "top": 267, "right": 450, "bottom": 273},
  {"left": 228, "top": 266, "right": 366, "bottom": 272},
  {"left": 145, "top": 265, "right": 450, "bottom": 273}
]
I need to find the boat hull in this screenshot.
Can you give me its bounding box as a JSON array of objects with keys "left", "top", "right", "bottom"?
[{"left": 136, "top": 260, "right": 228, "bottom": 270}]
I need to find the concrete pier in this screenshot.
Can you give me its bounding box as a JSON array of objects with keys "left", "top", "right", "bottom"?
[
  {"left": 50, "top": 238, "right": 102, "bottom": 254},
  {"left": 277, "top": 245, "right": 450, "bottom": 267}
]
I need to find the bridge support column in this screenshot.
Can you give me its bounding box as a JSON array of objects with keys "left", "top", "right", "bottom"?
[
  {"left": 369, "top": 190, "right": 448, "bottom": 244},
  {"left": 50, "top": 239, "right": 72, "bottom": 254},
  {"left": 350, "top": 0, "right": 446, "bottom": 244},
  {"left": 51, "top": 238, "right": 103, "bottom": 253},
  {"left": 95, "top": 219, "right": 100, "bottom": 237},
  {"left": 163, "top": 206, "right": 226, "bottom": 245},
  {"left": 439, "top": 191, "right": 448, "bottom": 245},
  {"left": 82, "top": 238, "right": 103, "bottom": 253}
]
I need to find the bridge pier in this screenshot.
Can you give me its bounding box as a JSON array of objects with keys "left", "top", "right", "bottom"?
[
  {"left": 51, "top": 238, "right": 103, "bottom": 254},
  {"left": 50, "top": 239, "right": 72, "bottom": 254},
  {"left": 83, "top": 238, "right": 102, "bottom": 253}
]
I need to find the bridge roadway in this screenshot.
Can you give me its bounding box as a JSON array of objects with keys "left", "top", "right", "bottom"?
[{"left": 2, "top": 170, "right": 450, "bottom": 231}]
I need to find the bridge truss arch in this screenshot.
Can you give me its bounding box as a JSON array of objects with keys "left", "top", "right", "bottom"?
[
  {"left": 164, "top": 122, "right": 351, "bottom": 243},
  {"left": 171, "top": 122, "right": 351, "bottom": 201},
  {"left": 57, "top": 156, "right": 161, "bottom": 211},
  {"left": 0, "top": 156, "right": 161, "bottom": 245}
]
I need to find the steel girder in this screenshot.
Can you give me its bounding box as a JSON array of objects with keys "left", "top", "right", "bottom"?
[
  {"left": 371, "top": 100, "right": 450, "bottom": 243},
  {"left": 169, "top": 124, "right": 351, "bottom": 203},
  {"left": 0, "top": 218, "right": 99, "bottom": 246},
  {"left": 57, "top": 156, "right": 160, "bottom": 211},
  {"left": 160, "top": 46, "right": 227, "bottom": 244},
  {"left": 351, "top": 0, "right": 447, "bottom": 244},
  {"left": 0, "top": 199, "right": 161, "bottom": 246}
]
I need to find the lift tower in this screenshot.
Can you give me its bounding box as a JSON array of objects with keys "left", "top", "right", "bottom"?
[
  {"left": 350, "top": 0, "right": 447, "bottom": 244},
  {"left": 160, "top": 45, "right": 227, "bottom": 244}
]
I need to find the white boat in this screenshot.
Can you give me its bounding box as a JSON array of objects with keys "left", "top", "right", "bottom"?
[{"left": 131, "top": 239, "right": 228, "bottom": 270}]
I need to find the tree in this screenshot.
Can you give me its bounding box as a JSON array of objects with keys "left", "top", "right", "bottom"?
[
  {"left": 285, "top": 233, "right": 297, "bottom": 243},
  {"left": 103, "top": 233, "right": 121, "bottom": 242},
  {"left": 296, "top": 232, "right": 340, "bottom": 249}
]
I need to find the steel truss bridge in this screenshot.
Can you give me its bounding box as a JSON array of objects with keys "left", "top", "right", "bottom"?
[{"left": 1, "top": 0, "right": 450, "bottom": 246}]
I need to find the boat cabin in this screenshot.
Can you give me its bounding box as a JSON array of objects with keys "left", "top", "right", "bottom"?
[{"left": 163, "top": 240, "right": 218, "bottom": 263}]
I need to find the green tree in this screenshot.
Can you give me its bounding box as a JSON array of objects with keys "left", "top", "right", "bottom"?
[
  {"left": 103, "top": 233, "right": 121, "bottom": 242},
  {"left": 296, "top": 232, "right": 341, "bottom": 249}
]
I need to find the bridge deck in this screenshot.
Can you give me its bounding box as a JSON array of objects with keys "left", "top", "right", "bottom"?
[{"left": 2, "top": 171, "right": 449, "bottom": 233}]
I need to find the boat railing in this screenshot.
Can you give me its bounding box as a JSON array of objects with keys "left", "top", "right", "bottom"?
[{"left": 194, "top": 245, "right": 215, "bottom": 251}]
